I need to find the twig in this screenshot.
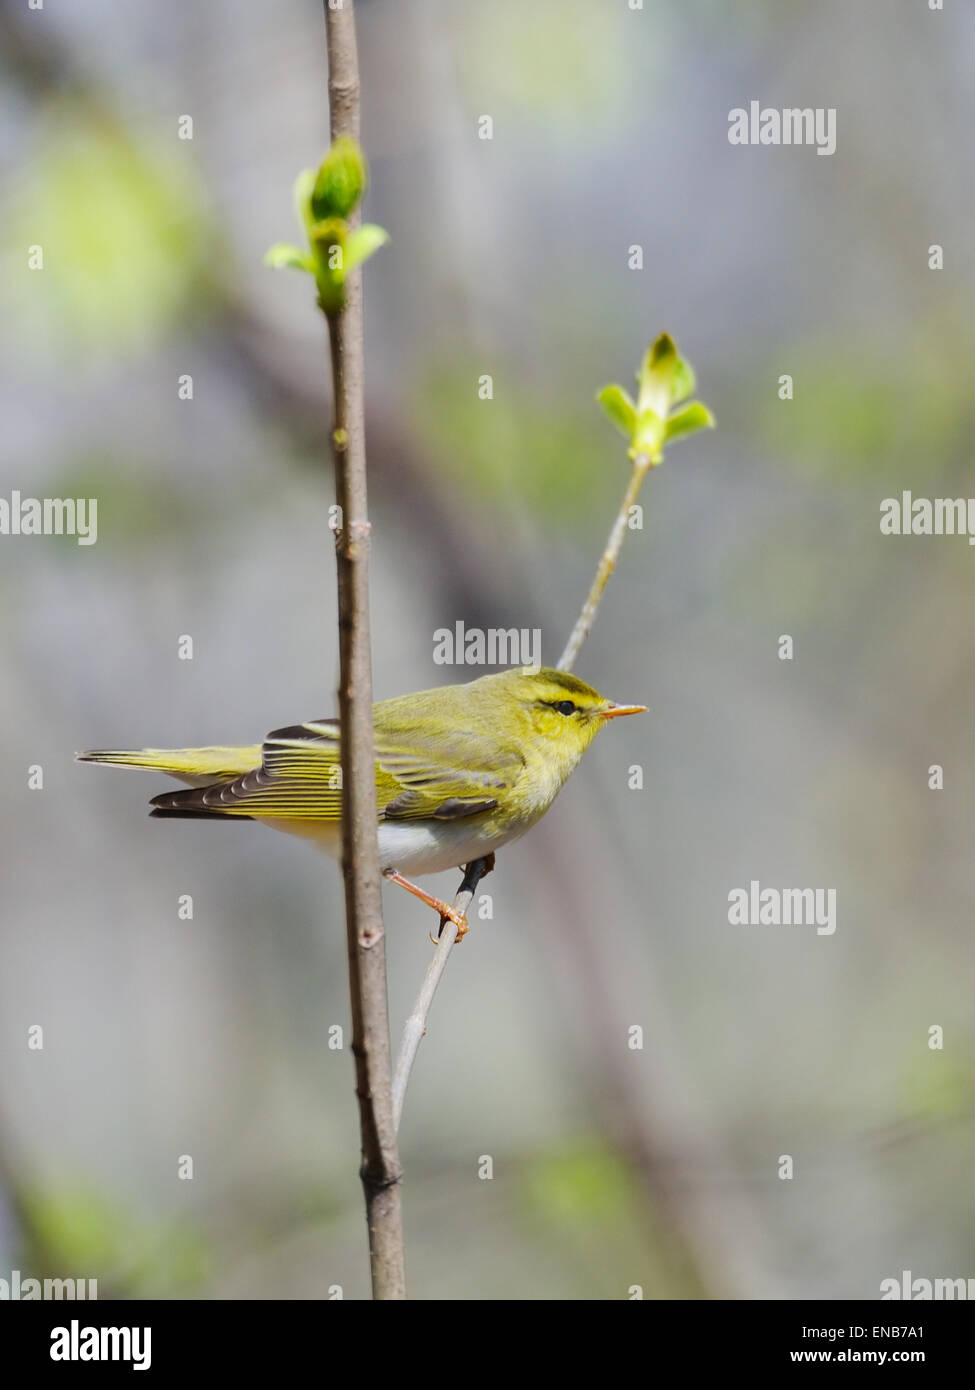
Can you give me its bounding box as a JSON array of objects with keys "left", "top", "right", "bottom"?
[
  {"left": 392, "top": 451, "right": 655, "bottom": 1127},
  {"left": 323, "top": 0, "right": 405, "bottom": 1300},
  {"left": 557, "top": 454, "right": 651, "bottom": 673},
  {"left": 392, "top": 858, "right": 490, "bottom": 1130}
]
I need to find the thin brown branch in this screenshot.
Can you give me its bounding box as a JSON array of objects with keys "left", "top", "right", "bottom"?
[
  {"left": 557, "top": 453, "right": 651, "bottom": 674},
  {"left": 392, "top": 858, "right": 490, "bottom": 1130},
  {"left": 323, "top": 0, "right": 405, "bottom": 1301}
]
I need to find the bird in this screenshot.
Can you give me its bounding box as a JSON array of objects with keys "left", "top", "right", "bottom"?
[{"left": 77, "top": 666, "right": 646, "bottom": 936}]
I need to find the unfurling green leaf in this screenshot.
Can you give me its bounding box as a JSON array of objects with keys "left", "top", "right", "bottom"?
[
  {"left": 309, "top": 217, "right": 346, "bottom": 252},
  {"left": 311, "top": 136, "right": 367, "bottom": 220},
  {"left": 670, "top": 356, "right": 696, "bottom": 405},
  {"left": 648, "top": 332, "right": 678, "bottom": 374},
  {"left": 343, "top": 223, "right": 389, "bottom": 272},
  {"left": 596, "top": 384, "right": 637, "bottom": 438},
  {"left": 272, "top": 145, "right": 387, "bottom": 318},
  {"left": 264, "top": 242, "right": 313, "bottom": 273},
  {"left": 600, "top": 332, "right": 712, "bottom": 465},
  {"left": 303, "top": 217, "right": 345, "bottom": 313},
  {"left": 293, "top": 168, "right": 316, "bottom": 235},
  {"left": 631, "top": 409, "right": 664, "bottom": 459},
  {"left": 663, "top": 401, "right": 715, "bottom": 444},
  {"left": 636, "top": 332, "right": 680, "bottom": 418}
]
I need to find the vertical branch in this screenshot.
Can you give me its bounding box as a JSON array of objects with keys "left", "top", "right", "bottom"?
[{"left": 323, "top": 0, "right": 405, "bottom": 1300}]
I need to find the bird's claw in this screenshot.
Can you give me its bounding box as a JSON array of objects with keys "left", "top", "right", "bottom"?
[{"left": 430, "top": 907, "right": 469, "bottom": 946}]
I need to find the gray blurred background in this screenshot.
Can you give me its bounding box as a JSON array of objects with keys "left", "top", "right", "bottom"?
[{"left": 1, "top": 0, "right": 973, "bottom": 1300}]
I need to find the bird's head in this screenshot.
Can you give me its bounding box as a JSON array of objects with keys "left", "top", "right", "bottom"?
[{"left": 473, "top": 666, "right": 647, "bottom": 774}]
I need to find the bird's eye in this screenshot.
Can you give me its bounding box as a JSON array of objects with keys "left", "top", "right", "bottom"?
[{"left": 554, "top": 700, "right": 576, "bottom": 716}]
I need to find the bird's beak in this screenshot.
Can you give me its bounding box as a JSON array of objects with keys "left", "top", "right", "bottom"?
[{"left": 601, "top": 702, "right": 648, "bottom": 720}]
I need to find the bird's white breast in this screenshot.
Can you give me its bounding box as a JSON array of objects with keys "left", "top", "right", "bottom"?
[{"left": 263, "top": 815, "right": 526, "bottom": 876}]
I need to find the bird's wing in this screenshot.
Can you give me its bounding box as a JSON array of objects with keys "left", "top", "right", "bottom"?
[
  {"left": 372, "top": 725, "right": 523, "bottom": 821},
  {"left": 150, "top": 718, "right": 523, "bottom": 822}
]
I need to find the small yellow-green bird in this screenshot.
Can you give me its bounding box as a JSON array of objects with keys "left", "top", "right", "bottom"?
[{"left": 78, "top": 667, "right": 645, "bottom": 935}]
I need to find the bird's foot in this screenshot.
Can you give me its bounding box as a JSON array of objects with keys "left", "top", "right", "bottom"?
[
  {"left": 383, "top": 868, "right": 469, "bottom": 944},
  {"left": 431, "top": 903, "right": 469, "bottom": 946}
]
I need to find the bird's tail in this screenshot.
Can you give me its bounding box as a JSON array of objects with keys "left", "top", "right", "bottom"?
[{"left": 75, "top": 745, "right": 261, "bottom": 788}]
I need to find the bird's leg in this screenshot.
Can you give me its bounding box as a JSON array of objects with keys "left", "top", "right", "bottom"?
[
  {"left": 383, "top": 869, "right": 469, "bottom": 939},
  {"left": 433, "top": 853, "right": 497, "bottom": 942}
]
